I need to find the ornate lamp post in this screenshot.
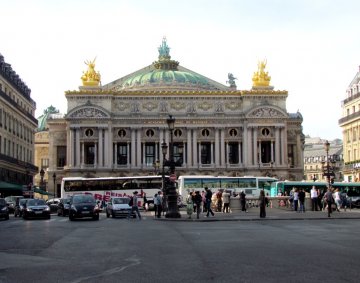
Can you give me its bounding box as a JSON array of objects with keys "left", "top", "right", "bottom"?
[
  {"left": 322, "top": 140, "right": 335, "bottom": 187},
  {"left": 162, "top": 115, "right": 181, "bottom": 218},
  {"left": 39, "top": 168, "right": 45, "bottom": 191},
  {"left": 52, "top": 173, "right": 57, "bottom": 198}
]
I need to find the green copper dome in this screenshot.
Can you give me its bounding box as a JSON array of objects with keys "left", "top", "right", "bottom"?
[{"left": 107, "top": 38, "right": 226, "bottom": 91}]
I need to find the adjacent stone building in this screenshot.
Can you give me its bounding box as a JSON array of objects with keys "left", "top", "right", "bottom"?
[
  {"left": 339, "top": 65, "right": 360, "bottom": 181},
  {"left": 0, "top": 53, "right": 38, "bottom": 197},
  {"left": 46, "top": 39, "right": 304, "bottom": 196}
]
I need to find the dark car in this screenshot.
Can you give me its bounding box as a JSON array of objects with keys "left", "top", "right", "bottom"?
[
  {"left": 23, "top": 199, "right": 51, "bottom": 220},
  {"left": 0, "top": 198, "right": 10, "bottom": 220},
  {"left": 5, "top": 196, "right": 24, "bottom": 214},
  {"left": 46, "top": 198, "right": 61, "bottom": 213},
  {"left": 14, "top": 199, "right": 28, "bottom": 217},
  {"left": 57, "top": 198, "right": 72, "bottom": 216},
  {"left": 69, "top": 194, "right": 100, "bottom": 221}
]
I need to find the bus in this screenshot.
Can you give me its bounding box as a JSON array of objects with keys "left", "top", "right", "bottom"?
[
  {"left": 60, "top": 176, "right": 166, "bottom": 208},
  {"left": 178, "top": 176, "right": 277, "bottom": 198},
  {"left": 270, "top": 181, "right": 360, "bottom": 207}
]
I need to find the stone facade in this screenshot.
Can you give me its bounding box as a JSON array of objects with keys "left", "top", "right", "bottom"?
[{"left": 45, "top": 40, "right": 304, "bottom": 194}]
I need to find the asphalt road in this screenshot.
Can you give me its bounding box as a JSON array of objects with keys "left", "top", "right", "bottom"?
[{"left": 0, "top": 213, "right": 359, "bottom": 283}]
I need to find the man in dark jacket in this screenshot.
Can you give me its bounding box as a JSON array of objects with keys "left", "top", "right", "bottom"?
[
  {"left": 205, "top": 187, "right": 215, "bottom": 217},
  {"left": 298, "top": 189, "right": 306, "bottom": 212}
]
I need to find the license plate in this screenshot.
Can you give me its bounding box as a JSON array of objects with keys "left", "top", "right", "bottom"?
[
  {"left": 82, "top": 211, "right": 90, "bottom": 214},
  {"left": 35, "top": 211, "right": 42, "bottom": 214}
]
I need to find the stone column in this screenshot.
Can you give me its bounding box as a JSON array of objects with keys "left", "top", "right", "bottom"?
[
  {"left": 75, "top": 128, "right": 81, "bottom": 167},
  {"left": 68, "top": 127, "right": 74, "bottom": 167},
  {"left": 220, "top": 128, "right": 225, "bottom": 166},
  {"left": 215, "top": 129, "right": 220, "bottom": 167},
  {"left": 253, "top": 127, "right": 258, "bottom": 166},
  {"left": 193, "top": 129, "right": 198, "bottom": 167},
  {"left": 98, "top": 129, "right": 103, "bottom": 167},
  {"left": 131, "top": 129, "right": 136, "bottom": 167},
  {"left": 187, "top": 128, "right": 192, "bottom": 167},
  {"left": 275, "top": 127, "right": 280, "bottom": 166},
  {"left": 137, "top": 129, "right": 142, "bottom": 168}
]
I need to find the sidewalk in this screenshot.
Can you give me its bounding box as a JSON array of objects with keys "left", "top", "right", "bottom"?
[{"left": 148, "top": 207, "right": 360, "bottom": 222}]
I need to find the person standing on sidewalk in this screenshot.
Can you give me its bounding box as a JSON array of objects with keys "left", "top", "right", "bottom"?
[
  {"left": 324, "top": 187, "right": 334, "bottom": 217},
  {"left": 186, "top": 191, "right": 193, "bottom": 219},
  {"left": 222, "top": 190, "right": 231, "bottom": 213},
  {"left": 259, "top": 190, "right": 267, "bottom": 218},
  {"left": 239, "top": 190, "right": 247, "bottom": 212},
  {"left": 155, "top": 191, "right": 163, "bottom": 218},
  {"left": 205, "top": 187, "right": 215, "bottom": 217},
  {"left": 310, "top": 186, "right": 318, "bottom": 211},
  {"left": 293, "top": 188, "right": 299, "bottom": 212},
  {"left": 298, "top": 188, "right": 306, "bottom": 212},
  {"left": 194, "top": 191, "right": 202, "bottom": 219}
]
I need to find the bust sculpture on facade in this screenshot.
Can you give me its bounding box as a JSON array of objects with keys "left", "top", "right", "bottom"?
[{"left": 226, "top": 73, "right": 237, "bottom": 88}]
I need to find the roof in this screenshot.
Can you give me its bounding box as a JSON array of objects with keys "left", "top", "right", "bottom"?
[
  {"left": 103, "top": 38, "right": 229, "bottom": 92},
  {"left": 37, "top": 105, "right": 62, "bottom": 131}
]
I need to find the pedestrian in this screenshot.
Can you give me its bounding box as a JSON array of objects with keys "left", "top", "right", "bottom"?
[
  {"left": 216, "top": 189, "right": 223, "bottom": 212},
  {"left": 310, "top": 186, "right": 318, "bottom": 211},
  {"left": 298, "top": 188, "right": 305, "bottom": 212},
  {"left": 201, "top": 191, "right": 207, "bottom": 212},
  {"left": 156, "top": 191, "right": 163, "bottom": 218},
  {"left": 324, "top": 187, "right": 334, "bottom": 217},
  {"left": 334, "top": 188, "right": 341, "bottom": 212},
  {"left": 127, "top": 191, "right": 141, "bottom": 220},
  {"left": 153, "top": 193, "right": 159, "bottom": 218},
  {"left": 259, "top": 190, "right": 268, "bottom": 218},
  {"left": 239, "top": 190, "right": 247, "bottom": 212},
  {"left": 289, "top": 188, "right": 294, "bottom": 209},
  {"left": 186, "top": 191, "right": 193, "bottom": 219},
  {"left": 293, "top": 188, "right": 299, "bottom": 211},
  {"left": 317, "top": 189, "right": 324, "bottom": 211},
  {"left": 143, "top": 193, "right": 148, "bottom": 211},
  {"left": 222, "top": 190, "right": 231, "bottom": 213},
  {"left": 204, "top": 187, "right": 215, "bottom": 217},
  {"left": 194, "top": 191, "right": 202, "bottom": 219}
]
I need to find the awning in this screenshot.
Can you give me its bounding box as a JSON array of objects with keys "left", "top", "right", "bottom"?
[
  {"left": 0, "top": 181, "right": 23, "bottom": 191},
  {"left": 34, "top": 187, "right": 54, "bottom": 196}
]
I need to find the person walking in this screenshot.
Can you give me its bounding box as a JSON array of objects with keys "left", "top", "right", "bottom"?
[
  {"left": 204, "top": 187, "right": 215, "bottom": 217},
  {"left": 259, "top": 190, "right": 267, "bottom": 218},
  {"left": 216, "top": 189, "right": 223, "bottom": 212},
  {"left": 127, "top": 191, "right": 141, "bottom": 220},
  {"left": 201, "top": 191, "right": 207, "bottom": 213},
  {"left": 222, "top": 190, "right": 231, "bottom": 213},
  {"left": 156, "top": 191, "right": 163, "bottom": 218},
  {"left": 153, "top": 193, "right": 159, "bottom": 218},
  {"left": 239, "top": 190, "right": 247, "bottom": 212},
  {"left": 334, "top": 188, "right": 341, "bottom": 212},
  {"left": 293, "top": 188, "right": 299, "bottom": 212},
  {"left": 324, "top": 187, "right": 334, "bottom": 217},
  {"left": 186, "top": 191, "right": 193, "bottom": 219},
  {"left": 310, "top": 186, "right": 318, "bottom": 211}
]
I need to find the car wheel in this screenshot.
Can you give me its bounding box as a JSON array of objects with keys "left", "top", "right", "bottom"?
[
  {"left": 69, "top": 213, "right": 74, "bottom": 221},
  {"left": 5, "top": 214, "right": 9, "bottom": 220},
  {"left": 57, "top": 211, "right": 61, "bottom": 216},
  {"left": 47, "top": 215, "right": 51, "bottom": 220},
  {"left": 106, "top": 210, "right": 110, "bottom": 218},
  {"left": 93, "top": 214, "right": 99, "bottom": 221},
  {"left": 111, "top": 211, "right": 116, "bottom": 218},
  {"left": 23, "top": 214, "right": 27, "bottom": 220}
]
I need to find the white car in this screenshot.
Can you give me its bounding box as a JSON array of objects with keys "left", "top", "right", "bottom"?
[{"left": 106, "top": 197, "right": 135, "bottom": 218}]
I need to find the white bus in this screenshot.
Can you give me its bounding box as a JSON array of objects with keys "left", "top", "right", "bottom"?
[
  {"left": 60, "top": 175, "right": 166, "bottom": 208},
  {"left": 178, "top": 175, "right": 277, "bottom": 198}
]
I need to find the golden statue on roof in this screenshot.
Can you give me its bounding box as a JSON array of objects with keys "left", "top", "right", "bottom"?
[
  {"left": 81, "top": 58, "right": 101, "bottom": 87},
  {"left": 252, "top": 59, "right": 271, "bottom": 87}
]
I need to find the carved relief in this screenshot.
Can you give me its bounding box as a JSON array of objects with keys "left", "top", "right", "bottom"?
[
  {"left": 198, "top": 101, "right": 213, "bottom": 111},
  {"left": 142, "top": 101, "right": 158, "bottom": 111},
  {"left": 170, "top": 102, "right": 186, "bottom": 110},
  {"left": 115, "top": 102, "right": 129, "bottom": 111},
  {"left": 69, "top": 107, "right": 108, "bottom": 118},
  {"left": 248, "top": 107, "right": 285, "bottom": 118},
  {"left": 225, "top": 101, "right": 241, "bottom": 110}
]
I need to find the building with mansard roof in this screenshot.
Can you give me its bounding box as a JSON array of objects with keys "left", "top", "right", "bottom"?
[
  {"left": 46, "top": 39, "right": 304, "bottom": 196},
  {"left": 0, "top": 53, "right": 38, "bottom": 197}
]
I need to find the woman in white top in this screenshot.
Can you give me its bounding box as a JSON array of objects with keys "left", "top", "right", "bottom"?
[{"left": 334, "top": 188, "right": 341, "bottom": 212}]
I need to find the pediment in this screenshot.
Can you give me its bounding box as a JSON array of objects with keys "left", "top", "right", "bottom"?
[
  {"left": 247, "top": 106, "right": 287, "bottom": 118},
  {"left": 67, "top": 106, "right": 110, "bottom": 119}
]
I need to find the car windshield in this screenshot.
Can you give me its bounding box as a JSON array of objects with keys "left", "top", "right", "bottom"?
[
  {"left": 0, "top": 199, "right": 6, "bottom": 205},
  {"left": 19, "top": 199, "right": 27, "bottom": 205},
  {"left": 72, "top": 195, "right": 95, "bottom": 204},
  {"left": 113, "top": 198, "right": 129, "bottom": 204},
  {"left": 27, "top": 199, "right": 46, "bottom": 206}
]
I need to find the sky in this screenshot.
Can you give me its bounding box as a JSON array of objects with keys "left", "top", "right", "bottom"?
[{"left": 1, "top": 0, "right": 360, "bottom": 141}]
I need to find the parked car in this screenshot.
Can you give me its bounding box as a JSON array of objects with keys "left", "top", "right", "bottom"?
[
  {"left": 14, "top": 199, "right": 28, "bottom": 217},
  {"left": 46, "top": 198, "right": 61, "bottom": 213},
  {"left": 23, "top": 199, "right": 51, "bottom": 220},
  {"left": 5, "top": 196, "right": 24, "bottom": 214},
  {"left": 69, "top": 194, "right": 100, "bottom": 221},
  {"left": 0, "top": 198, "right": 10, "bottom": 220},
  {"left": 106, "top": 197, "right": 135, "bottom": 218},
  {"left": 57, "top": 198, "right": 72, "bottom": 216}
]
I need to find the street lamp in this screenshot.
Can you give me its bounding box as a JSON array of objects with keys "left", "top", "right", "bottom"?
[
  {"left": 39, "top": 168, "right": 45, "bottom": 191},
  {"left": 52, "top": 173, "right": 56, "bottom": 198},
  {"left": 162, "top": 115, "right": 181, "bottom": 218},
  {"left": 322, "top": 140, "right": 335, "bottom": 187}
]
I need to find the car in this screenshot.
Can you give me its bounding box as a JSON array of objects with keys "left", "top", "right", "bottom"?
[
  {"left": 14, "top": 199, "right": 28, "bottom": 217},
  {"left": 46, "top": 198, "right": 61, "bottom": 213},
  {"left": 69, "top": 194, "right": 100, "bottom": 221},
  {"left": 0, "top": 198, "right": 10, "bottom": 220},
  {"left": 23, "top": 199, "right": 51, "bottom": 220},
  {"left": 57, "top": 198, "right": 72, "bottom": 216},
  {"left": 106, "top": 197, "right": 135, "bottom": 218},
  {"left": 5, "top": 196, "right": 24, "bottom": 214}
]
